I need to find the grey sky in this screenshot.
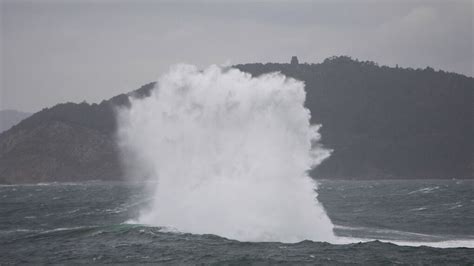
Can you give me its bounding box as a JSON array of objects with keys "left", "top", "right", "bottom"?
[{"left": 1, "top": 0, "right": 472, "bottom": 113}]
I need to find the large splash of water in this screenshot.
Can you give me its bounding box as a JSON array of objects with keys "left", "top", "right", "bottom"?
[{"left": 117, "top": 64, "right": 335, "bottom": 243}]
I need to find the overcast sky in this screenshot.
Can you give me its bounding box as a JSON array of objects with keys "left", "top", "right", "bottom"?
[{"left": 1, "top": 0, "right": 472, "bottom": 113}]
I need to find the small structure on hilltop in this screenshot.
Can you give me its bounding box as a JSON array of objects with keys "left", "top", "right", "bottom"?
[{"left": 290, "top": 56, "right": 299, "bottom": 65}]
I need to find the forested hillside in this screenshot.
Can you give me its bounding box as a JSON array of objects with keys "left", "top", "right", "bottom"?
[
  {"left": 236, "top": 56, "right": 473, "bottom": 179},
  {"left": 0, "top": 83, "right": 154, "bottom": 183},
  {"left": 0, "top": 56, "right": 472, "bottom": 183}
]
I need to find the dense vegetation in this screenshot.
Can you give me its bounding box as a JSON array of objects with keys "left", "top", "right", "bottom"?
[
  {"left": 0, "top": 83, "right": 154, "bottom": 183},
  {"left": 4, "top": 82, "right": 156, "bottom": 135},
  {"left": 0, "top": 56, "right": 472, "bottom": 183},
  {"left": 236, "top": 56, "right": 473, "bottom": 179}
]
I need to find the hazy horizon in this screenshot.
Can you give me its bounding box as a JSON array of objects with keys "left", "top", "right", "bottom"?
[{"left": 1, "top": 0, "right": 473, "bottom": 113}]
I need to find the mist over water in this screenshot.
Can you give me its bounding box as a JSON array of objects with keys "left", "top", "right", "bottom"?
[{"left": 117, "top": 64, "right": 335, "bottom": 243}]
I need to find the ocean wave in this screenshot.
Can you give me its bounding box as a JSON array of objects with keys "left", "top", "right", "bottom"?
[
  {"left": 407, "top": 186, "right": 440, "bottom": 194},
  {"left": 0, "top": 228, "right": 40, "bottom": 234},
  {"left": 338, "top": 237, "right": 474, "bottom": 249},
  {"left": 334, "top": 225, "right": 436, "bottom": 238},
  {"left": 333, "top": 225, "right": 474, "bottom": 248},
  {"left": 445, "top": 202, "right": 463, "bottom": 210},
  {"left": 409, "top": 207, "right": 428, "bottom": 211}
]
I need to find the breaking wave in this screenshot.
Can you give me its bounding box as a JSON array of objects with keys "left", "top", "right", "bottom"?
[{"left": 117, "top": 64, "right": 335, "bottom": 243}]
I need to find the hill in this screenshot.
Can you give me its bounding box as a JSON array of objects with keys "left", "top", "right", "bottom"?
[
  {"left": 0, "top": 57, "right": 472, "bottom": 183},
  {"left": 0, "top": 110, "right": 32, "bottom": 133},
  {"left": 0, "top": 83, "right": 154, "bottom": 183},
  {"left": 235, "top": 56, "right": 473, "bottom": 179}
]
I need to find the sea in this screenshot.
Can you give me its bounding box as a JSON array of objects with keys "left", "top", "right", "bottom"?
[{"left": 1, "top": 179, "right": 473, "bottom": 265}]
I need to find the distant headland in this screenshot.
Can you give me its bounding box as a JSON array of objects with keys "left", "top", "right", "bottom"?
[{"left": 0, "top": 56, "right": 472, "bottom": 183}]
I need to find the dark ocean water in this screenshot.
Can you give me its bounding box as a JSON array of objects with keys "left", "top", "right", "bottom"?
[{"left": 1, "top": 179, "right": 473, "bottom": 265}]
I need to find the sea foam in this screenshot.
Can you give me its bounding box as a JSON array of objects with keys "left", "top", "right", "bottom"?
[{"left": 117, "top": 64, "right": 335, "bottom": 243}]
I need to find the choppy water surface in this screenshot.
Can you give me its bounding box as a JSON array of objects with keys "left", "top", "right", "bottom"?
[{"left": 1, "top": 179, "right": 473, "bottom": 264}]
